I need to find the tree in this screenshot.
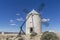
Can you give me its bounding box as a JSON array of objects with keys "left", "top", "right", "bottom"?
[{"left": 41, "top": 31, "right": 59, "bottom": 40}]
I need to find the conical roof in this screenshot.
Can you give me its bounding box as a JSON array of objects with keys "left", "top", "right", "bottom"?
[{"left": 27, "top": 9, "right": 39, "bottom": 16}]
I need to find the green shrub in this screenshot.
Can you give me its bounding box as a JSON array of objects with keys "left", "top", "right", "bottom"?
[
  {"left": 41, "top": 31, "right": 59, "bottom": 40},
  {"left": 18, "top": 37, "right": 23, "bottom": 40},
  {"left": 30, "top": 32, "right": 37, "bottom": 37},
  {"left": 30, "top": 32, "right": 37, "bottom": 39}
]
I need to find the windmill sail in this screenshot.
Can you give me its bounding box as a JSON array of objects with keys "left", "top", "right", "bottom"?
[
  {"left": 37, "top": 3, "right": 45, "bottom": 12},
  {"left": 23, "top": 9, "right": 30, "bottom": 13},
  {"left": 16, "top": 13, "right": 32, "bottom": 37}
]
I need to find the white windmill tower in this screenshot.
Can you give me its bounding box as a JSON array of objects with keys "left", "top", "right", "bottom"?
[{"left": 26, "top": 9, "right": 42, "bottom": 34}]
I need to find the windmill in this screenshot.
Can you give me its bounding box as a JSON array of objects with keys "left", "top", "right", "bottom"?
[{"left": 16, "top": 3, "right": 45, "bottom": 38}]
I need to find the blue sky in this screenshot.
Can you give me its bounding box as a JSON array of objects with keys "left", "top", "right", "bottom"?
[{"left": 0, "top": 0, "right": 60, "bottom": 32}]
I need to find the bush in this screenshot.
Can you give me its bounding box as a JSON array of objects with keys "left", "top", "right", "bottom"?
[
  {"left": 18, "top": 37, "right": 23, "bottom": 40},
  {"left": 41, "top": 31, "right": 59, "bottom": 40},
  {"left": 30, "top": 32, "right": 37, "bottom": 37},
  {"left": 30, "top": 32, "right": 37, "bottom": 39}
]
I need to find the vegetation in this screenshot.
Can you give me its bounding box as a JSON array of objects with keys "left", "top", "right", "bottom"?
[
  {"left": 30, "top": 32, "right": 37, "bottom": 39},
  {"left": 18, "top": 37, "right": 24, "bottom": 40},
  {"left": 41, "top": 31, "right": 59, "bottom": 40}
]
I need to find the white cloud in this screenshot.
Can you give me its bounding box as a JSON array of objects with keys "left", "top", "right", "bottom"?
[
  {"left": 16, "top": 17, "right": 24, "bottom": 22},
  {"left": 10, "top": 20, "right": 14, "bottom": 23},
  {"left": 16, "top": 13, "right": 20, "bottom": 16},
  {"left": 10, "top": 23, "right": 16, "bottom": 26},
  {"left": 42, "top": 18, "right": 50, "bottom": 22}
]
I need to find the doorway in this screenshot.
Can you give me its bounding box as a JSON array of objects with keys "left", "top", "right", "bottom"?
[{"left": 30, "top": 27, "right": 33, "bottom": 33}]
